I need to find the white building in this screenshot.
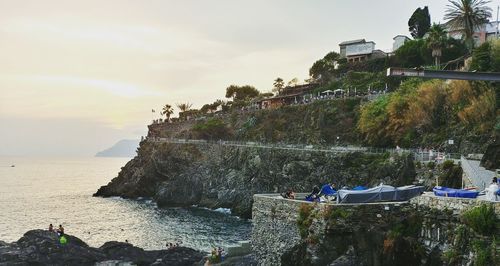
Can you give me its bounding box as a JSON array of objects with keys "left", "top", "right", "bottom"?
[
  {"left": 339, "top": 39, "right": 386, "bottom": 62},
  {"left": 392, "top": 35, "right": 411, "bottom": 52},
  {"left": 446, "top": 20, "right": 500, "bottom": 46}
]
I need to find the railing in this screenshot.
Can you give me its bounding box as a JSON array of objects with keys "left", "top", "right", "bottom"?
[
  {"left": 145, "top": 137, "right": 461, "bottom": 161},
  {"left": 460, "top": 156, "right": 495, "bottom": 190}
]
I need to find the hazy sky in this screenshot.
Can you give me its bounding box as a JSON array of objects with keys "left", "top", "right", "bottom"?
[{"left": 0, "top": 0, "right": 498, "bottom": 156}]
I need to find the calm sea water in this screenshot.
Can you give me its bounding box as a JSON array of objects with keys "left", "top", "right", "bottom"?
[{"left": 0, "top": 156, "right": 250, "bottom": 252}]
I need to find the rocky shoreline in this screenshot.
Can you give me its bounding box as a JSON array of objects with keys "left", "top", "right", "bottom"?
[{"left": 0, "top": 230, "right": 205, "bottom": 266}]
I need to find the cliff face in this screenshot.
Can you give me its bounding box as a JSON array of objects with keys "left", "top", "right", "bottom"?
[
  {"left": 95, "top": 141, "right": 415, "bottom": 218},
  {"left": 149, "top": 99, "right": 362, "bottom": 145},
  {"left": 480, "top": 135, "right": 499, "bottom": 170}
]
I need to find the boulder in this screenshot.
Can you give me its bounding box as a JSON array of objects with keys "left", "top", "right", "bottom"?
[{"left": 0, "top": 230, "right": 205, "bottom": 266}]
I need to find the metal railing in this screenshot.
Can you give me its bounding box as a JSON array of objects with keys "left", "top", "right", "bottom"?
[
  {"left": 145, "top": 137, "right": 461, "bottom": 160},
  {"left": 460, "top": 156, "right": 495, "bottom": 190}
]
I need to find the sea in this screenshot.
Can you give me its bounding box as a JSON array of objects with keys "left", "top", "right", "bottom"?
[{"left": 0, "top": 156, "right": 251, "bottom": 252}]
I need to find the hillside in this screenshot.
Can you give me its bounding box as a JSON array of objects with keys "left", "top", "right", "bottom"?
[{"left": 95, "top": 139, "right": 140, "bottom": 158}]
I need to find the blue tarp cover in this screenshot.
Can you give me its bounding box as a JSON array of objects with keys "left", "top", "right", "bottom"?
[
  {"left": 320, "top": 184, "right": 336, "bottom": 195},
  {"left": 433, "top": 186, "right": 479, "bottom": 199},
  {"left": 352, "top": 186, "right": 368, "bottom": 191}
]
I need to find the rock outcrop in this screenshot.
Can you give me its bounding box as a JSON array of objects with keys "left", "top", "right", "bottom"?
[
  {"left": 0, "top": 230, "right": 205, "bottom": 266},
  {"left": 480, "top": 135, "right": 499, "bottom": 170},
  {"left": 95, "top": 141, "right": 416, "bottom": 218}
]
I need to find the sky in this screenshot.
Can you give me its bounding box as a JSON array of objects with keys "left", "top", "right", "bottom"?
[{"left": 0, "top": 0, "right": 498, "bottom": 156}]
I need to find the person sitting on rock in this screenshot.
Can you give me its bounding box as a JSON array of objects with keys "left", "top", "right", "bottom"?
[
  {"left": 48, "top": 224, "right": 53, "bottom": 232},
  {"left": 57, "top": 225, "right": 64, "bottom": 236},
  {"left": 281, "top": 188, "right": 295, "bottom": 199}
]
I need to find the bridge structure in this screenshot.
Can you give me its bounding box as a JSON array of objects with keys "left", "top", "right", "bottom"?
[{"left": 386, "top": 67, "right": 500, "bottom": 81}]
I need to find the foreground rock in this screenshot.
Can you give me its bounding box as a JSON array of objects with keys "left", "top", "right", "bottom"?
[{"left": 0, "top": 230, "right": 205, "bottom": 266}]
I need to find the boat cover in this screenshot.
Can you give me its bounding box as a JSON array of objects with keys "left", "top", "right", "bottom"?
[
  {"left": 337, "top": 185, "right": 424, "bottom": 203},
  {"left": 433, "top": 186, "right": 479, "bottom": 199}
]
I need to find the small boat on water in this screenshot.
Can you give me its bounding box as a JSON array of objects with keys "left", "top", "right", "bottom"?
[
  {"left": 433, "top": 186, "right": 479, "bottom": 199},
  {"left": 337, "top": 184, "right": 424, "bottom": 203}
]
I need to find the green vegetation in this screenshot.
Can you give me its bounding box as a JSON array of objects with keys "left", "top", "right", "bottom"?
[
  {"left": 394, "top": 36, "right": 468, "bottom": 68},
  {"left": 444, "top": 0, "right": 492, "bottom": 51},
  {"left": 297, "top": 203, "right": 316, "bottom": 239},
  {"left": 438, "top": 160, "right": 462, "bottom": 188},
  {"left": 427, "top": 24, "right": 448, "bottom": 67},
  {"left": 472, "top": 239, "right": 497, "bottom": 266},
  {"left": 156, "top": 1, "right": 498, "bottom": 153},
  {"left": 225, "top": 85, "right": 260, "bottom": 101},
  {"left": 461, "top": 204, "right": 498, "bottom": 235},
  {"left": 176, "top": 103, "right": 192, "bottom": 112},
  {"left": 408, "top": 6, "right": 431, "bottom": 39},
  {"left": 273, "top": 77, "right": 285, "bottom": 94},
  {"left": 236, "top": 99, "right": 361, "bottom": 144},
  {"left": 387, "top": 213, "right": 423, "bottom": 239},
  {"left": 192, "top": 118, "right": 231, "bottom": 140},
  {"left": 358, "top": 78, "right": 497, "bottom": 147},
  {"left": 309, "top": 51, "right": 340, "bottom": 84},
  {"left": 442, "top": 225, "right": 469, "bottom": 265},
  {"left": 471, "top": 40, "right": 500, "bottom": 72},
  {"left": 324, "top": 207, "right": 351, "bottom": 226},
  {"left": 161, "top": 104, "right": 174, "bottom": 121}
]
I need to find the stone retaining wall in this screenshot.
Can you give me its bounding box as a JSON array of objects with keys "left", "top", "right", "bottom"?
[
  {"left": 411, "top": 193, "right": 500, "bottom": 217},
  {"left": 251, "top": 195, "right": 304, "bottom": 266},
  {"left": 252, "top": 193, "right": 500, "bottom": 265}
]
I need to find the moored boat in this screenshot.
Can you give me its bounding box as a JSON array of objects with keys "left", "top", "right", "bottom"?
[
  {"left": 432, "top": 186, "right": 479, "bottom": 199},
  {"left": 337, "top": 184, "right": 424, "bottom": 203}
]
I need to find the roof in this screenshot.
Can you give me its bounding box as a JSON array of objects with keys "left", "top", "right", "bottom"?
[
  {"left": 339, "top": 39, "right": 366, "bottom": 46},
  {"left": 255, "top": 93, "right": 303, "bottom": 102},
  {"left": 393, "top": 35, "right": 410, "bottom": 40}
]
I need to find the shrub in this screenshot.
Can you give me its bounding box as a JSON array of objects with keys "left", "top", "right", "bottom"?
[
  {"left": 462, "top": 204, "right": 498, "bottom": 235},
  {"left": 192, "top": 118, "right": 231, "bottom": 140},
  {"left": 441, "top": 160, "right": 455, "bottom": 170},
  {"left": 427, "top": 161, "right": 436, "bottom": 169},
  {"left": 472, "top": 239, "right": 495, "bottom": 266},
  {"left": 297, "top": 203, "right": 316, "bottom": 239}
]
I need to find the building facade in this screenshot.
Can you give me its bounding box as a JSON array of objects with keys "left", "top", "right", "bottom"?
[
  {"left": 392, "top": 35, "right": 411, "bottom": 52},
  {"left": 446, "top": 20, "right": 499, "bottom": 46},
  {"left": 339, "top": 39, "right": 386, "bottom": 62}
]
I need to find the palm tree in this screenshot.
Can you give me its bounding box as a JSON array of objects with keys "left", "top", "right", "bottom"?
[
  {"left": 427, "top": 24, "right": 448, "bottom": 68},
  {"left": 444, "top": 0, "right": 492, "bottom": 51},
  {"left": 176, "top": 103, "right": 192, "bottom": 112},
  {"left": 161, "top": 104, "right": 174, "bottom": 122}
]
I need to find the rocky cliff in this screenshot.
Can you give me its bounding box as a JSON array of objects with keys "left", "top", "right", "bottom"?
[
  {"left": 480, "top": 135, "right": 499, "bottom": 170},
  {"left": 0, "top": 230, "right": 204, "bottom": 266},
  {"left": 95, "top": 141, "right": 415, "bottom": 218}
]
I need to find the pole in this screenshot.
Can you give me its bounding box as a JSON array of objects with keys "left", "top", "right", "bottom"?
[{"left": 497, "top": 5, "right": 499, "bottom": 38}]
